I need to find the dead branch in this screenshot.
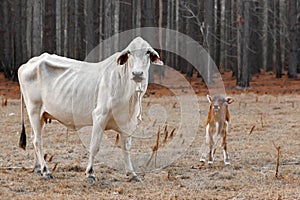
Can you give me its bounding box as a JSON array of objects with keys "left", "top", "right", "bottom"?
[
  {"left": 169, "top": 128, "right": 176, "bottom": 139},
  {"left": 260, "top": 113, "right": 264, "bottom": 128},
  {"left": 115, "top": 134, "right": 120, "bottom": 146},
  {"left": 163, "top": 125, "right": 168, "bottom": 144},
  {"left": 48, "top": 155, "right": 54, "bottom": 162},
  {"left": 52, "top": 163, "right": 58, "bottom": 172},
  {"left": 249, "top": 125, "right": 255, "bottom": 135},
  {"left": 144, "top": 127, "right": 160, "bottom": 168},
  {"left": 152, "top": 119, "right": 157, "bottom": 127},
  {"left": 1, "top": 95, "right": 7, "bottom": 107},
  {"left": 272, "top": 141, "right": 281, "bottom": 178},
  {"left": 172, "top": 102, "right": 177, "bottom": 108},
  {"left": 152, "top": 127, "right": 160, "bottom": 152}
]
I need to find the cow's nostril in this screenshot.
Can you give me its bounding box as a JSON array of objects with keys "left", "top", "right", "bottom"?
[
  {"left": 213, "top": 105, "right": 220, "bottom": 110},
  {"left": 132, "top": 71, "right": 143, "bottom": 77}
]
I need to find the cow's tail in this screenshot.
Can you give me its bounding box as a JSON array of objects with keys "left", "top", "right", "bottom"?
[{"left": 19, "top": 93, "right": 26, "bottom": 150}]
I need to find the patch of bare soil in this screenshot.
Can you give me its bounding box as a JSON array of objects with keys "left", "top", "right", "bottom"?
[{"left": 0, "top": 71, "right": 299, "bottom": 199}]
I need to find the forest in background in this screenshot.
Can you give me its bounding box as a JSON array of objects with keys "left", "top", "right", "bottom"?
[{"left": 0, "top": 0, "right": 299, "bottom": 88}]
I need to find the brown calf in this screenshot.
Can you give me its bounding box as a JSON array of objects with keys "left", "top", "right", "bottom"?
[{"left": 200, "top": 94, "right": 234, "bottom": 165}]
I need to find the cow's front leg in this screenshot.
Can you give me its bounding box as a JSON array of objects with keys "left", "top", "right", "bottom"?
[
  {"left": 120, "top": 135, "right": 141, "bottom": 182},
  {"left": 85, "top": 111, "right": 106, "bottom": 183}
]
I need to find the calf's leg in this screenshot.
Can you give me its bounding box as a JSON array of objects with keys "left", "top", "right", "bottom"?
[
  {"left": 200, "top": 124, "right": 214, "bottom": 164},
  {"left": 221, "top": 122, "right": 230, "bottom": 165}
]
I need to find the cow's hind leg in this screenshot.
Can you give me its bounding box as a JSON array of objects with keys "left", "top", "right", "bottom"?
[
  {"left": 33, "top": 151, "right": 41, "bottom": 176},
  {"left": 28, "top": 109, "right": 52, "bottom": 179},
  {"left": 120, "top": 135, "right": 141, "bottom": 182}
]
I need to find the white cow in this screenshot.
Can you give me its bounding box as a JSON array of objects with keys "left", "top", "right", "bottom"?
[{"left": 18, "top": 37, "right": 163, "bottom": 182}]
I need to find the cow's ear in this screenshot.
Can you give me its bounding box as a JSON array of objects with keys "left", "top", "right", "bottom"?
[
  {"left": 226, "top": 97, "right": 234, "bottom": 104},
  {"left": 207, "top": 94, "right": 213, "bottom": 103},
  {"left": 149, "top": 50, "right": 164, "bottom": 65},
  {"left": 117, "top": 51, "right": 129, "bottom": 65}
]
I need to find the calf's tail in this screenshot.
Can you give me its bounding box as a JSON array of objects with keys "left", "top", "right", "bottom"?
[{"left": 19, "top": 94, "right": 26, "bottom": 150}]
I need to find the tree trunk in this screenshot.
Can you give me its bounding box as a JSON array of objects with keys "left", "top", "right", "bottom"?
[
  {"left": 32, "top": 0, "right": 43, "bottom": 57},
  {"left": 241, "top": 0, "right": 250, "bottom": 87},
  {"left": 21, "top": 0, "right": 28, "bottom": 66},
  {"left": 67, "top": 0, "right": 75, "bottom": 58},
  {"left": 232, "top": 0, "right": 238, "bottom": 77},
  {"left": 297, "top": 0, "right": 300, "bottom": 73},
  {"left": 266, "top": 0, "right": 274, "bottom": 72},
  {"left": 141, "top": 0, "right": 158, "bottom": 83},
  {"left": 205, "top": 0, "right": 214, "bottom": 83},
  {"left": 76, "top": 0, "right": 86, "bottom": 60},
  {"left": 224, "top": 0, "right": 232, "bottom": 72},
  {"left": 103, "top": 0, "right": 112, "bottom": 58},
  {"left": 275, "top": 0, "right": 282, "bottom": 78},
  {"left": 283, "top": 0, "right": 289, "bottom": 71},
  {"left": 13, "top": 0, "right": 23, "bottom": 80},
  {"left": 249, "top": 1, "right": 263, "bottom": 75},
  {"left": 215, "top": 0, "right": 221, "bottom": 70},
  {"left": 43, "top": 0, "right": 56, "bottom": 54},
  {"left": 288, "top": 0, "right": 298, "bottom": 78}
]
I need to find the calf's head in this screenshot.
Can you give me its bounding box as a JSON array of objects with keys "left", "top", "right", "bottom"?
[
  {"left": 207, "top": 94, "right": 234, "bottom": 114},
  {"left": 117, "top": 37, "right": 163, "bottom": 84}
]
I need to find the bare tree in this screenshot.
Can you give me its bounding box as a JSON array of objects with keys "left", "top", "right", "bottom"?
[
  {"left": 32, "top": 0, "right": 43, "bottom": 57},
  {"left": 204, "top": 0, "right": 215, "bottom": 83},
  {"left": 249, "top": 0, "right": 264, "bottom": 75},
  {"left": 215, "top": 0, "right": 222, "bottom": 70},
  {"left": 275, "top": 0, "right": 283, "bottom": 78},
  {"left": 224, "top": 0, "right": 233, "bottom": 72},
  {"left": 43, "top": 0, "right": 56, "bottom": 54},
  {"left": 266, "top": 0, "right": 274, "bottom": 72},
  {"left": 288, "top": 0, "right": 298, "bottom": 78}
]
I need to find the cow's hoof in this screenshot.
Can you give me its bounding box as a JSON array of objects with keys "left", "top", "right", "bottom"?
[
  {"left": 34, "top": 169, "right": 42, "bottom": 176},
  {"left": 224, "top": 161, "right": 231, "bottom": 166},
  {"left": 208, "top": 161, "right": 214, "bottom": 165},
  {"left": 130, "top": 175, "right": 142, "bottom": 182},
  {"left": 199, "top": 158, "right": 206, "bottom": 163},
  {"left": 87, "top": 175, "right": 96, "bottom": 184},
  {"left": 44, "top": 173, "right": 53, "bottom": 180}
]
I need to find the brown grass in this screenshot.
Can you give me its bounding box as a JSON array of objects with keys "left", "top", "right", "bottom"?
[
  {"left": 1, "top": 93, "right": 299, "bottom": 199},
  {"left": 0, "top": 72, "right": 300, "bottom": 199}
]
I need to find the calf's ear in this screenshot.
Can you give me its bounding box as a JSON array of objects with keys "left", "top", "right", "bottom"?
[
  {"left": 117, "top": 51, "right": 130, "bottom": 65},
  {"left": 149, "top": 50, "right": 164, "bottom": 65},
  {"left": 226, "top": 97, "right": 234, "bottom": 104},
  {"left": 207, "top": 94, "right": 213, "bottom": 103}
]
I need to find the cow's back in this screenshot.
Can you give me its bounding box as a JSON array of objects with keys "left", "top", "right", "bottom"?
[{"left": 18, "top": 53, "right": 103, "bottom": 129}]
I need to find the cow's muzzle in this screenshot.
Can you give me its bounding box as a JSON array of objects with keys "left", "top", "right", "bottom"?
[
  {"left": 132, "top": 71, "right": 144, "bottom": 82},
  {"left": 213, "top": 105, "right": 220, "bottom": 111}
]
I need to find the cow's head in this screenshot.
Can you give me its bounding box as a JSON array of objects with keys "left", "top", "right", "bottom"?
[
  {"left": 207, "top": 94, "right": 234, "bottom": 113},
  {"left": 117, "top": 37, "right": 163, "bottom": 84}
]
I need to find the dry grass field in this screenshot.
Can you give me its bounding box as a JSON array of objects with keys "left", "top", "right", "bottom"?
[
  {"left": 1, "top": 71, "right": 300, "bottom": 199},
  {"left": 1, "top": 92, "right": 300, "bottom": 199}
]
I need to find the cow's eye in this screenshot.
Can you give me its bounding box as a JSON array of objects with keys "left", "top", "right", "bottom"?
[{"left": 146, "top": 50, "right": 151, "bottom": 55}]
